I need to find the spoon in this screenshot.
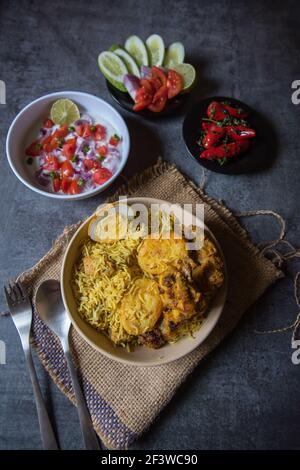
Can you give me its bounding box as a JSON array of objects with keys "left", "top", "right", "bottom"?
[{"left": 36, "top": 279, "right": 101, "bottom": 450}]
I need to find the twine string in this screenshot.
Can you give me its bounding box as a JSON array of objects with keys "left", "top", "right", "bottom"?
[{"left": 235, "top": 209, "right": 300, "bottom": 343}]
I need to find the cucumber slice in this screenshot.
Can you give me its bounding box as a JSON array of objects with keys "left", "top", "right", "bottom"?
[
  {"left": 110, "top": 44, "right": 140, "bottom": 77},
  {"left": 98, "top": 51, "right": 128, "bottom": 92},
  {"left": 164, "top": 42, "right": 185, "bottom": 68},
  {"left": 146, "top": 34, "right": 165, "bottom": 66},
  {"left": 124, "top": 35, "right": 149, "bottom": 67}
]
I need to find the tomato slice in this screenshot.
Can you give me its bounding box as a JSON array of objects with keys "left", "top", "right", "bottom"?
[
  {"left": 133, "top": 85, "right": 154, "bottom": 112},
  {"left": 52, "top": 177, "right": 61, "bottom": 192},
  {"left": 150, "top": 66, "right": 167, "bottom": 87},
  {"left": 43, "top": 118, "right": 54, "bottom": 128},
  {"left": 93, "top": 167, "right": 112, "bottom": 185},
  {"left": 166, "top": 69, "right": 183, "bottom": 99},
  {"left": 148, "top": 85, "right": 168, "bottom": 113},
  {"left": 149, "top": 77, "right": 162, "bottom": 92},
  {"left": 61, "top": 176, "right": 71, "bottom": 194},
  {"left": 94, "top": 124, "right": 107, "bottom": 141},
  {"left": 68, "top": 180, "right": 81, "bottom": 195},
  {"left": 60, "top": 160, "right": 75, "bottom": 177}
]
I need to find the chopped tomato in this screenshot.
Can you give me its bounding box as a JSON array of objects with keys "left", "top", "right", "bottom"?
[
  {"left": 44, "top": 155, "right": 60, "bottom": 171},
  {"left": 61, "top": 176, "right": 71, "bottom": 194},
  {"left": 43, "top": 118, "right": 54, "bottom": 128},
  {"left": 109, "top": 135, "right": 120, "bottom": 146},
  {"left": 97, "top": 145, "right": 108, "bottom": 157},
  {"left": 53, "top": 125, "right": 68, "bottom": 138},
  {"left": 94, "top": 124, "right": 107, "bottom": 141},
  {"left": 41, "top": 135, "right": 53, "bottom": 152},
  {"left": 62, "top": 138, "right": 76, "bottom": 159},
  {"left": 83, "top": 158, "right": 94, "bottom": 170},
  {"left": 68, "top": 180, "right": 81, "bottom": 195},
  {"left": 50, "top": 137, "right": 59, "bottom": 150},
  {"left": 25, "top": 141, "right": 43, "bottom": 157},
  {"left": 60, "top": 160, "right": 75, "bottom": 177},
  {"left": 148, "top": 85, "right": 168, "bottom": 113},
  {"left": 93, "top": 167, "right": 112, "bottom": 185},
  {"left": 82, "top": 124, "right": 92, "bottom": 139},
  {"left": 150, "top": 66, "right": 167, "bottom": 87},
  {"left": 52, "top": 177, "right": 61, "bottom": 192},
  {"left": 75, "top": 124, "right": 84, "bottom": 137},
  {"left": 166, "top": 69, "right": 183, "bottom": 99}
]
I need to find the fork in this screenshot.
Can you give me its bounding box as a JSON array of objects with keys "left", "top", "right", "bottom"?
[{"left": 4, "top": 281, "right": 59, "bottom": 450}]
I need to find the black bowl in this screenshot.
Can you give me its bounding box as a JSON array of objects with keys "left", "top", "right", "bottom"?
[
  {"left": 106, "top": 80, "right": 189, "bottom": 118},
  {"left": 182, "top": 96, "right": 270, "bottom": 174}
]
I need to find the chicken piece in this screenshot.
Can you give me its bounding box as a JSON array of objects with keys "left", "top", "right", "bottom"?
[
  {"left": 138, "top": 329, "right": 166, "bottom": 349},
  {"left": 192, "top": 237, "right": 224, "bottom": 294},
  {"left": 120, "top": 279, "right": 163, "bottom": 336},
  {"left": 175, "top": 256, "right": 197, "bottom": 282},
  {"left": 197, "top": 237, "right": 218, "bottom": 261},
  {"left": 83, "top": 256, "right": 95, "bottom": 275},
  {"left": 158, "top": 268, "right": 201, "bottom": 339},
  {"left": 137, "top": 233, "right": 188, "bottom": 275}
]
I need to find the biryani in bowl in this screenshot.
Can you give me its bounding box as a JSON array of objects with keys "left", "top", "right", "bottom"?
[{"left": 70, "top": 200, "right": 225, "bottom": 355}]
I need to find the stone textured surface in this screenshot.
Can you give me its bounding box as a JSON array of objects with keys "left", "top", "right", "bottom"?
[{"left": 0, "top": 0, "right": 300, "bottom": 450}]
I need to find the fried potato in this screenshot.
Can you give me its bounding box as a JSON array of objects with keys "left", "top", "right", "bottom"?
[
  {"left": 120, "top": 279, "right": 163, "bottom": 335},
  {"left": 137, "top": 234, "right": 188, "bottom": 275}
]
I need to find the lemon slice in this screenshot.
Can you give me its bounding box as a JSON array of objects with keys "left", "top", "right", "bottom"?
[
  {"left": 172, "top": 63, "right": 196, "bottom": 92},
  {"left": 50, "top": 99, "right": 80, "bottom": 126},
  {"left": 163, "top": 42, "right": 185, "bottom": 68}
]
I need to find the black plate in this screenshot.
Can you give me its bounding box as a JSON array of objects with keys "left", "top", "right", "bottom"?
[
  {"left": 106, "top": 80, "right": 188, "bottom": 118},
  {"left": 183, "top": 96, "right": 272, "bottom": 174}
]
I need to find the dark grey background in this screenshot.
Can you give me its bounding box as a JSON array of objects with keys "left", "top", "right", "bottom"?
[{"left": 0, "top": 0, "right": 300, "bottom": 450}]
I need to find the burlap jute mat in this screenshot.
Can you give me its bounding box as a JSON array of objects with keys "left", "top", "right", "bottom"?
[{"left": 17, "top": 160, "right": 283, "bottom": 449}]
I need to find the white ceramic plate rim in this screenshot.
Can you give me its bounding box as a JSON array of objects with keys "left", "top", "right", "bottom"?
[
  {"left": 6, "top": 91, "right": 130, "bottom": 200},
  {"left": 61, "top": 197, "right": 228, "bottom": 367}
]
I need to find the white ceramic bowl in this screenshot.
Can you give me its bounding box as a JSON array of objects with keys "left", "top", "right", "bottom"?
[
  {"left": 61, "top": 198, "right": 227, "bottom": 367},
  {"left": 6, "top": 91, "right": 130, "bottom": 200}
]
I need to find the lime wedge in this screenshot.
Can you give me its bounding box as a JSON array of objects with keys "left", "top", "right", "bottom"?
[
  {"left": 110, "top": 44, "right": 140, "bottom": 77},
  {"left": 124, "top": 35, "right": 149, "bottom": 67},
  {"left": 146, "top": 34, "right": 165, "bottom": 66},
  {"left": 50, "top": 99, "right": 80, "bottom": 125},
  {"left": 164, "top": 42, "right": 185, "bottom": 68},
  {"left": 172, "top": 63, "right": 196, "bottom": 92},
  {"left": 98, "top": 51, "right": 128, "bottom": 92}
]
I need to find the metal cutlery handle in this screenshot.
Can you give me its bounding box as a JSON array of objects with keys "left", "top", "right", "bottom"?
[
  {"left": 25, "top": 350, "right": 59, "bottom": 450},
  {"left": 64, "top": 350, "right": 100, "bottom": 450}
]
